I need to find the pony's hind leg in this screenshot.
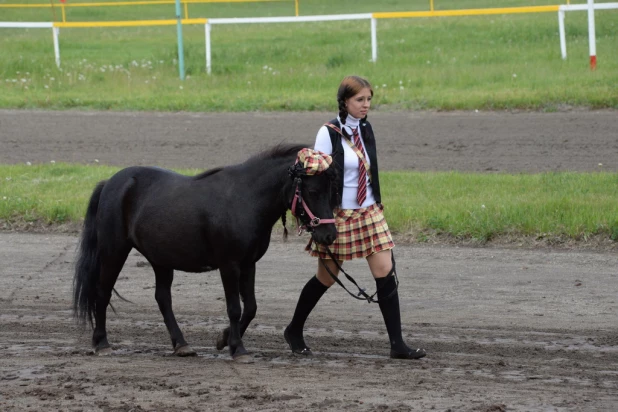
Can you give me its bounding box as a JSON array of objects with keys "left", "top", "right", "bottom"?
[
  {"left": 216, "top": 265, "right": 257, "bottom": 352},
  {"left": 92, "top": 246, "right": 131, "bottom": 354},
  {"left": 153, "top": 265, "right": 196, "bottom": 357}
]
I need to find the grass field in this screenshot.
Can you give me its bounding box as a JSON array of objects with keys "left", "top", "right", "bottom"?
[
  {"left": 1, "top": 1, "right": 617, "bottom": 243},
  {"left": 1, "top": 0, "right": 617, "bottom": 111},
  {"left": 1, "top": 164, "right": 617, "bottom": 243}
]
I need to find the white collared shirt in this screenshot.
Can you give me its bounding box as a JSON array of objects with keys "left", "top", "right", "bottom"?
[{"left": 314, "top": 115, "right": 376, "bottom": 209}]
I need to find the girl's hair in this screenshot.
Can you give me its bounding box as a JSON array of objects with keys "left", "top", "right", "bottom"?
[{"left": 337, "top": 75, "right": 373, "bottom": 127}]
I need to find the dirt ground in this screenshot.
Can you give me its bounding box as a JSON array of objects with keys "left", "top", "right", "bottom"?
[{"left": 0, "top": 110, "right": 617, "bottom": 411}]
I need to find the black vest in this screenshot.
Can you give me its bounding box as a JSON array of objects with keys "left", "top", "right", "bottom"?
[{"left": 325, "top": 118, "right": 382, "bottom": 207}]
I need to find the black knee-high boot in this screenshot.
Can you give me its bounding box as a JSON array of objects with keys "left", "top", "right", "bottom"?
[
  {"left": 284, "top": 276, "right": 329, "bottom": 355},
  {"left": 376, "top": 275, "right": 426, "bottom": 359}
]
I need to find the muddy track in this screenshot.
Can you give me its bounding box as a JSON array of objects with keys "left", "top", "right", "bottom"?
[
  {"left": 1, "top": 233, "right": 617, "bottom": 411},
  {"left": 0, "top": 110, "right": 617, "bottom": 411}
]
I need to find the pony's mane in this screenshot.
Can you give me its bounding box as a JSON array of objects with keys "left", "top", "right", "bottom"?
[
  {"left": 193, "top": 144, "right": 307, "bottom": 180},
  {"left": 244, "top": 143, "right": 308, "bottom": 164},
  {"left": 194, "top": 167, "right": 224, "bottom": 180}
]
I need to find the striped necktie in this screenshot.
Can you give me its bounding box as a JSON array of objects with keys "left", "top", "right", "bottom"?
[{"left": 352, "top": 127, "right": 367, "bottom": 206}]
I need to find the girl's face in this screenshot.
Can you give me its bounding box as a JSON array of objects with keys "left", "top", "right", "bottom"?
[{"left": 345, "top": 87, "right": 372, "bottom": 119}]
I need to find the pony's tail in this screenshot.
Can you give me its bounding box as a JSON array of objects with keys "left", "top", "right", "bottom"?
[{"left": 73, "top": 180, "right": 106, "bottom": 328}]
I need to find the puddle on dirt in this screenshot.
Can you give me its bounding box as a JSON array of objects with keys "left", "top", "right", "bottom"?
[{"left": 1, "top": 365, "right": 49, "bottom": 381}]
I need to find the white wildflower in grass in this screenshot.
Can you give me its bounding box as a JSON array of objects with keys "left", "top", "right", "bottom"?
[
  {"left": 599, "top": 163, "right": 603, "bottom": 166},
  {"left": 2, "top": 197, "right": 6, "bottom": 200},
  {"left": 399, "top": 86, "right": 404, "bottom": 91},
  {"left": 382, "top": 84, "right": 387, "bottom": 87},
  {"left": 481, "top": 204, "right": 486, "bottom": 209},
  {"left": 512, "top": 74, "right": 517, "bottom": 78},
  {"left": 262, "top": 65, "right": 268, "bottom": 70},
  {"left": 399, "top": 80, "right": 403, "bottom": 85},
  {"left": 26, "top": 161, "right": 32, "bottom": 166},
  {"left": 179, "top": 86, "right": 183, "bottom": 90},
  {"left": 50, "top": 77, "right": 55, "bottom": 81},
  {"left": 427, "top": 60, "right": 431, "bottom": 64},
  {"left": 21, "top": 79, "right": 27, "bottom": 83},
  {"left": 50, "top": 160, "right": 55, "bottom": 164},
  {"left": 152, "top": 76, "right": 156, "bottom": 80},
  {"left": 94, "top": 159, "right": 99, "bottom": 163},
  {"left": 44, "top": 85, "right": 49, "bottom": 89},
  {"left": 145, "top": 80, "right": 149, "bottom": 84}
]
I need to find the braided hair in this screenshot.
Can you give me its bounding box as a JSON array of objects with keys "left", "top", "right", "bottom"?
[{"left": 336, "top": 75, "right": 373, "bottom": 138}]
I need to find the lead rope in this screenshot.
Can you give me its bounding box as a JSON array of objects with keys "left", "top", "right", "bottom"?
[{"left": 317, "top": 243, "right": 399, "bottom": 303}]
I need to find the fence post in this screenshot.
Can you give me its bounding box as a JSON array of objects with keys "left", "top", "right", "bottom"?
[
  {"left": 175, "top": 0, "right": 185, "bottom": 80},
  {"left": 205, "top": 22, "right": 212, "bottom": 74},
  {"left": 558, "top": 10, "right": 566, "bottom": 59},
  {"left": 52, "top": 27, "right": 60, "bottom": 68},
  {"left": 371, "top": 17, "right": 377, "bottom": 62},
  {"left": 587, "top": 0, "right": 596, "bottom": 70}
]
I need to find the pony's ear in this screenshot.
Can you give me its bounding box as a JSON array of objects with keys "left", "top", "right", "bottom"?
[
  {"left": 288, "top": 163, "right": 306, "bottom": 178},
  {"left": 325, "top": 167, "right": 337, "bottom": 179}
]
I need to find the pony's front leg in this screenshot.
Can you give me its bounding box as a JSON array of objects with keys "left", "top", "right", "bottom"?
[
  {"left": 216, "top": 265, "right": 257, "bottom": 351},
  {"left": 219, "top": 264, "right": 249, "bottom": 361}
]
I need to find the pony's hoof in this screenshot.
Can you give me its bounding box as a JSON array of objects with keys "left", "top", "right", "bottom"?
[
  {"left": 174, "top": 344, "right": 197, "bottom": 357},
  {"left": 233, "top": 354, "right": 254, "bottom": 363},
  {"left": 95, "top": 346, "right": 113, "bottom": 356},
  {"left": 215, "top": 330, "right": 229, "bottom": 351},
  {"left": 390, "top": 347, "right": 427, "bottom": 360}
]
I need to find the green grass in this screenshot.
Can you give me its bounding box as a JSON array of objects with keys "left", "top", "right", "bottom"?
[
  {"left": 0, "top": 0, "right": 617, "bottom": 111},
  {"left": 1, "top": 164, "right": 617, "bottom": 242}
]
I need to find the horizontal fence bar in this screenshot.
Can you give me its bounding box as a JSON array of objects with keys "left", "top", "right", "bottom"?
[
  {"left": 0, "top": 22, "right": 53, "bottom": 28},
  {"left": 373, "top": 5, "right": 560, "bottom": 19},
  {"left": 54, "top": 18, "right": 207, "bottom": 28},
  {"left": 0, "top": 0, "right": 288, "bottom": 8},
  {"left": 560, "top": 2, "right": 618, "bottom": 11},
  {"left": 208, "top": 13, "right": 372, "bottom": 24}
]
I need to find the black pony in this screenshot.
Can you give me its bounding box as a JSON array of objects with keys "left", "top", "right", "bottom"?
[{"left": 73, "top": 144, "right": 337, "bottom": 360}]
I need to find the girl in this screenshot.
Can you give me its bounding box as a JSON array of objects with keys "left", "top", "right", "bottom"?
[{"left": 284, "top": 75, "right": 426, "bottom": 360}]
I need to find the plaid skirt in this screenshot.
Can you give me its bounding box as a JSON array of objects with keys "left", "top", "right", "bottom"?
[{"left": 306, "top": 203, "right": 395, "bottom": 260}]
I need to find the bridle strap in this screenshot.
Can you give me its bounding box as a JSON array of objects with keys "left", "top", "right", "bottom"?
[
  {"left": 318, "top": 244, "right": 398, "bottom": 303},
  {"left": 290, "top": 178, "right": 335, "bottom": 234}
]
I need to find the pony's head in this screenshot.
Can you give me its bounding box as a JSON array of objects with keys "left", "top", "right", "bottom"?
[{"left": 288, "top": 149, "right": 338, "bottom": 245}]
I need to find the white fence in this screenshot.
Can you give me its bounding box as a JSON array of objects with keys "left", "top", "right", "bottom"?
[
  {"left": 1, "top": 3, "right": 617, "bottom": 71},
  {"left": 558, "top": 2, "right": 618, "bottom": 62},
  {"left": 205, "top": 14, "right": 374, "bottom": 74}
]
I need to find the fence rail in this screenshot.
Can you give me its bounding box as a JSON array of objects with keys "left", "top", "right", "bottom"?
[
  {"left": 1, "top": 3, "right": 616, "bottom": 72},
  {"left": 0, "top": 0, "right": 299, "bottom": 21}
]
